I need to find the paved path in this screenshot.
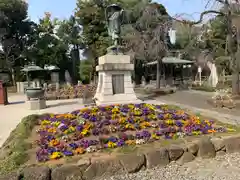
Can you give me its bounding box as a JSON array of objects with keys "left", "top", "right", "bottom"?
[
  {"left": 153, "top": 90, "right": 240, "bottom": 124},
  {"left": 0, "top": 94, "right": 85, "bottom": 147}
]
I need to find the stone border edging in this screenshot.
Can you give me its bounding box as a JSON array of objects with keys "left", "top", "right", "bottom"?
[{"left": 1, "top": 135, "right": 240, "bottom": 180}]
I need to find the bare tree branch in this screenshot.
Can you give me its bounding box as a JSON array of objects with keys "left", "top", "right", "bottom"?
[{"left": 172, "top": 10, "right": 224, "bottom": 25}]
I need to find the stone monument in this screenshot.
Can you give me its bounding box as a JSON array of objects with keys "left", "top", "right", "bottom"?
[{"left": 94, "top": 4, "right": 141, "bottom": 105}]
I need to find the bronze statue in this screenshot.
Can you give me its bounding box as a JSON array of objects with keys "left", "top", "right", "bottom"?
[{"left": 105, "top": 4, "right": 124, "bottom": 54}]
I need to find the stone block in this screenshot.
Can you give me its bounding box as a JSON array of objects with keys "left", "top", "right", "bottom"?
[
  {"left": 224, "top": 136, "right": 240, "bottom": 153},
  {"left": 178, "top": 152, "right": 195, "bottom": 165},
  {"left": 119, "top": 153, "right": 146, "bottom": 173},
  {"left": 211, "top": 137, "right": 225, "bottom": 151},
  {"left": 98, "top": 54, "right": 130, "bottom": 64},
  {"left": 216, "top": 151, "right": 226, "bottom": 156},
  {"left": 168, "top": 145, "right": 184, "bottom": 161},
  {"left": 83, "top": 159, "right": 124, "bottom": 180},
  {"left": 51, "top": 165, "right": 84, "bottom": 180},
  {"left": 23, "top": 166, "right": 51, "bottom": 180},
  {"left": 187, "top": 142, "right": 199, "bottom": 155},
  {"left": 197, "top": 137, "right": 216, "bottom": 158},
  {"left": 145, "top": 148, "right": 169, "bottom": 168},
  {"left": 28, "top": 99, "right": 46, "bottom": 110}
]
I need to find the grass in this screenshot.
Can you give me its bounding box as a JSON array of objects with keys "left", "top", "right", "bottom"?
[
  {"left": 116, "top": 145, "right": 138, "bottom": 154},
  {"left": 191, "top": 85, "right": 216, "bottom": 92},
  {"left": 0, "top": 114, "right": 47, "bottom": 175}
]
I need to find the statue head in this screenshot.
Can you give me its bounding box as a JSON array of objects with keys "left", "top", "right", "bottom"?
[{"left": 105, "top": 4, "right": 122, "bottom": 18}]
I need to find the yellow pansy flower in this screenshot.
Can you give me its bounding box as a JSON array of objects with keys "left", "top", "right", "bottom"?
[
  {"left": 69, "top": 126, "right": 76, "bottom": 132},
  {"left": 91, "top": 107, "right": 98, "bottom": 112},
  {"left": 53, "top": 121, "right": 61, "bottom": 127},
  {"left": 50, "top": 152, "right": 62, "bottom": 159},
  {"left": 107, "top": 141, "right": 117, "bottom": 148},
  {"left": 48, "top": 127, "right": 57, "bottom": 133},
  {"left": 151, "top": 133, "right": 160, "bottom": 139},
  {"left": 125, "top": 123, "right": 134, "bottom": 130},
  {"left": 119, "top": 117, "right": 127, "bottom": 124},
  {"left": 112, "top": 107, "right": 119, "bottom": 114},
  {"left": 41, "top": 120, "right": 51, "bottom": 125},
  {"left": 166, "top": 119, "right": 174, "bottom": 125},
  {"left": 112, "top": 114, "right": 119, "bottom": 119},
  {"left": 81, "top": 129, "right": 89, "bottom": 136},
  {"left": 140, "top": 122, "right": 151, "bottom": 127},
  {"left": 192, "top": 131, "right": 201, "bottom": 135}
]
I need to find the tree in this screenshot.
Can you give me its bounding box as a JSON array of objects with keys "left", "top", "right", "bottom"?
[
  {"left": 75, "top": 0, "right": 109, "bottom": 59},
  {"left": 174, "top": 0, "right": 240, "bottom": 94},
  {"left": 79, "top": 59, "right": 93, "bottom": 84},
  {"left": 56, "top": 16, "right": 83, "bottom": 83},
  {"left": 122, "top": 2, "right": 171, "bottom": 87},
  {"left": 0, "top": 0, "right": 35, "bottom": 84},
  {"left": 76, "top": 0, "right": 171, "bottom": 87},
  {"left": 75, "top": 0, "right": 147, "bottom": 81},
  {"left": 23, "top": 13, "right": 70, "bottom": 80}
]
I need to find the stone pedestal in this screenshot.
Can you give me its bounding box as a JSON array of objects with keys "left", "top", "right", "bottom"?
[
  {"left": 28, "top": 99, "right": 46, "bottom": 110},
  {"left": 94, "top": 54, "right": 141, "bottom": 105}
]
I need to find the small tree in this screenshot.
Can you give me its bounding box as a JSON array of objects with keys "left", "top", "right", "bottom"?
[
  {"left": 122, "top": 2, "right": 171, "bottom": 88},
  {"left": 79, "top": 59, "right": 93, "bottom": 84},
  {"left": 174, "top": 0, "right": 240, "bottom": 94}
]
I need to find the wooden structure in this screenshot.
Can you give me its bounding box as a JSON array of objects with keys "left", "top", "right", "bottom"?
[
  {"left": 144, "top": 57, "right": 194, "bottom": 87},
  {"left": 0, "top": 81, "right": 8, "bottom": 105}
]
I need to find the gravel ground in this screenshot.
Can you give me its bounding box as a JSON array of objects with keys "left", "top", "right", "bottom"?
[{"left": 98, "top": 153, "right": 240, "bottom": 180}]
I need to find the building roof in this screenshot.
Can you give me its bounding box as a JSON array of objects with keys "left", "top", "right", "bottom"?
[{"left": 145, "top": 57, "right": 193, "bottom": 66}]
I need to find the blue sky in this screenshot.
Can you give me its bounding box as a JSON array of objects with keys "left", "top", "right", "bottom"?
[{"left": 28, "top": 0, "right": 213, "bottom": 22}]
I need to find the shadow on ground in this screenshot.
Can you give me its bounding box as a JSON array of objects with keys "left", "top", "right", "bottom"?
[
  {"left": 47, "top": 101, "right": 79, "bottom": 108},
  {"left": 8, "top": 101, "right": 25, "bottom": 105}
]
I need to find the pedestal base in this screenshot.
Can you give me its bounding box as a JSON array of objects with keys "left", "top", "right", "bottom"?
[
  {"left": 94, "top": 54, "right": 142, "bottom": 106},
  {"left": 28, "top": 99, "right": 46, "bottom": 110},
  {"left": 95, "top": 94, "right": 142, "bottom": 106}
]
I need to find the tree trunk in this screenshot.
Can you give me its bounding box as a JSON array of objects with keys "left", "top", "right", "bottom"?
[
  {"left": 232, "top": 71, "right": 239, "bottom": 94},
  {"left": 134, "top": 59, "right": 143, "bottom": 85},
  {"left": 156, "top": 59, "right": 161, "bottom": 89},
  {"left": 10, "top": 68, "right": 16, "bottom": 87},
  {"left": 225, "top": 3, "right": 238, "bottom": 94}
]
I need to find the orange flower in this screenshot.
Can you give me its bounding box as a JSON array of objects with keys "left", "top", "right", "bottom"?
[
  {"left": 75, "top": 148, "right": 85, "bottom": 154},
  {"left": 125, "top": 140, "right": 136, "bottom": 145},
  {"left": 84, "top": 123, "right": 92, "bottom": 129},
  {"left": 164, "top": 114, "right": 171, "bottom": 119},
  {"left": 56, "top": 114, "right": 65, "bottom": 118},
  {"left": 49, "top": 139, "right": 60, "bottom": 146},
  {"left": 208, "top": 129, "right": 216, "bottom": 133}
]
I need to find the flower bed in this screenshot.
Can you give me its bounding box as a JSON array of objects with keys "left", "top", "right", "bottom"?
[
  {"left": 44, "top": 84, "right": 96, "bottom": 100},
  {"left": 35, "top": 103, "right": 233, "bottom": 162}
]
